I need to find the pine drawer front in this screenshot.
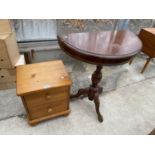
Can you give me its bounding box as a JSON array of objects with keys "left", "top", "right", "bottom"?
[
  {"left": 27, "top": 102, "right": 68, "bottom": 120},
  {"left": 0, "top": 68, "right": 16, "bottom": 83},
  {"left": 0, "top": 32, "right": 20, "bottom": 68},
  {"left": 24, "top": 86, "right": 70, "bottom": 120}
]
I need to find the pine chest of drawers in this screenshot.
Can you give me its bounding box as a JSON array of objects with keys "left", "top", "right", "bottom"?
[{"left": 16, "top": 60, "right": 72, "bottom": 125}]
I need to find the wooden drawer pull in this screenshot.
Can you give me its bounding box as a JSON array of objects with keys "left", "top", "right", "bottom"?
[
  {"left": 48, "top": 108, "right": 53, "bottom": 113},
  {"left": 45, "top": 94, "right": 51, "bottom": 100}
]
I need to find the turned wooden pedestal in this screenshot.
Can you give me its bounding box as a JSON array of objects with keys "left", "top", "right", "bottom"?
[{"left": 71, "top": 65, "right": 103, "bottom": 122}]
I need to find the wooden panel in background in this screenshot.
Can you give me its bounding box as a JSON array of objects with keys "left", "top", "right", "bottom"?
[
  {"left": 0, "top": 19, "right": 12, "bottom": 34},
  {"left": 139, "top": 28, "right": 155, "bottom": 57},
  {"left": 0, "top": 32, "right": 20, "bottom": 68},
  {"left": 0, "top": 68, "right": 16, "bottom": 83}
]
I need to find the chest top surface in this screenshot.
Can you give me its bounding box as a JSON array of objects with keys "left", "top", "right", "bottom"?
[
  {"left": 143, "top": 28, "right": 155, "bottom": 35},
  {"left": 58, "top": 30, "right": 142, "bottom": 58},
  {"left": 16, "top": 60, "right": 71, "bottom": 96}
]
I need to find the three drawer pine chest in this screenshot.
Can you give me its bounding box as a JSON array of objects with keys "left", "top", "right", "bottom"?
[{"left": 16, "top": 60, "right": 72, "bottom": 125}]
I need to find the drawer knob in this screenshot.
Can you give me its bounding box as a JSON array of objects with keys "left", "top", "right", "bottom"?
[
  {"left": 48, "top": 108, "right": 53, "bottom": 113},
  {"left": 45, "top": 94, "right": 51, "bottom": 99}
]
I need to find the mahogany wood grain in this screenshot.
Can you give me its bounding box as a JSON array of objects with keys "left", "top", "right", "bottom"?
[
  {"left": 58, "top": 30, "right": 142, "bottom": 122},
  {"left": 139, "top": 28, "right": 155, "bottom": 57},
  {"left": 137, "top": 28, "right": 155, "bottom": 73},
  {"left": 58, "top": 30, "right": 142, "bottom": 65}
]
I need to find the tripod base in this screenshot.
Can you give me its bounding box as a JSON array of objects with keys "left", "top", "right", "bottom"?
[{"left": 71, "top": 65, "right": 103, "bottom": 122}]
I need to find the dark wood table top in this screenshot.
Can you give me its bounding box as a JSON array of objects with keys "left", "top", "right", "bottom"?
[{"left": 58, "top": 30, "right": 142, "bottom": 65}]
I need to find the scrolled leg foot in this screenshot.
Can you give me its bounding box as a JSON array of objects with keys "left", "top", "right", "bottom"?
[
  {"left": 94, "top": 93, "right": 103, "bottom": 123},
  {"left": 98, "top": 86, "right": 103, "bottom": 94},
  {"left": 98, "top": 114, "right": 103, "bottom": 122},
  {"left": 71, "top": 88, "right": 89, "bottom": 99}
]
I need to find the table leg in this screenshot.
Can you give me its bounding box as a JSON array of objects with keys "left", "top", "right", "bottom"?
[
  {"left": 71, "top": 65, "right": 103, "bottom": 122},
  {"left": 98, "top": 86, "right": 103, "bottom": 94},
  {"left": 88, "top": 65, "right": 103, "bottom": 122},
  {"left": 71, "top": 88, "right": 89, "bottom": 98},
  {"left": 141, "top": 57, "right": 152, "bottom": 73},
  {"left": 94, "top": 93, "right": 103, "bottom": 122},
  {"left": 149, "top": 128, "right": 155, "bottom": 135}
]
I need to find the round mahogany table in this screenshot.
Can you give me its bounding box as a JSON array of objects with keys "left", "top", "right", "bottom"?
[{"left": 58, "top": 30, "right": 142, "bottom": 122}]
